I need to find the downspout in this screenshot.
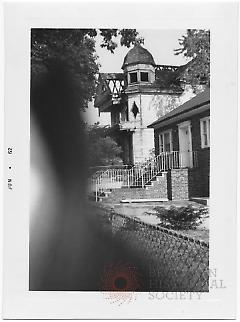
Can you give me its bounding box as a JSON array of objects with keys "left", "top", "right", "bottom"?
[{"left": 139, "top": 93, "right": 143, "bottom": 127}]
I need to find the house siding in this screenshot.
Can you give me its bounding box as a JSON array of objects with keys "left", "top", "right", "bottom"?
[{"left": 154, "top": 110, "right": 210, "bottom": 197}]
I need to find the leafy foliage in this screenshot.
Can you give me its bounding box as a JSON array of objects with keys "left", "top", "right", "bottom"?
[
  {"left": 175, "top": 29, "right": 210, "bottom": 87},
  {"left": 31, "top": 29, "right": 141, "bottom": 109},
  {"left": 86, "top": 123, "right": 123, "bottom": 166},
  {"left": 99, "top": 29, "right": 143, "bottom": 53},
  {"left": 153, "top": 205, "right": 208, "bottom": 230}
]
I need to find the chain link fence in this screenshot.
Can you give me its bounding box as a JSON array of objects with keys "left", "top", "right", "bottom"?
[{"left": 96, "top": 204, "right": 209, "bottom": 292}]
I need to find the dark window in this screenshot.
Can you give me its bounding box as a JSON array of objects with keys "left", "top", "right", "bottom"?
[
  {"left": 129, "top": 72, "right": 137, "bottom": 83},
  {"left": 140, "top": 72, "right": 149, "bottom": 82}
]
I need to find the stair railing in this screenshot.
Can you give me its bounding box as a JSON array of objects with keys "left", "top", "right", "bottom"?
[
  {"left": 90, "top": 151, "right": 198, "bottom": 198},
  {"left": 131, "top": 153, "right": 167, "bottom": 187}
]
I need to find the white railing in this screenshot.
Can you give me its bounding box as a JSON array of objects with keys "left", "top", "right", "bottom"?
[
  {"left": 89, "top": 151, "right": 198, "bottom": 200},
  {"left": 89, "top": 164, "right": 129, "bottom": 173}
]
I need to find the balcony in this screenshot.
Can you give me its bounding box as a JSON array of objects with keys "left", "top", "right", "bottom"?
[{"left": 119, "top": 120, "right": 136, "bottom": 131}]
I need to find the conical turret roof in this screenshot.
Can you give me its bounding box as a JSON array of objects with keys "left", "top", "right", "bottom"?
[{"left": 122, "top": 44, "right": 155, "bottom": 69}]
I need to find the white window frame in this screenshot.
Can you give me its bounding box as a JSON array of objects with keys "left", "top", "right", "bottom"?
[
  {"left": 200, "top": 116, "right": 210, "bottom": 148},
  {"left": 159, "top": 130, "right": 173, "bottom": 153}
]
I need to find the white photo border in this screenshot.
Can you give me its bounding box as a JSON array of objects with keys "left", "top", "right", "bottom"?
[{"left": 3, "top": 2, "right": 238, "bottom": 319}]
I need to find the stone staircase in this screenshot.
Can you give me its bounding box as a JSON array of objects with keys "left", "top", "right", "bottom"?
[
  {"left": 89, "top": 151, "right": 199, "bottom": 203},
  {"left": 96, "top": 172, "right": 168, "bottom": 204}
]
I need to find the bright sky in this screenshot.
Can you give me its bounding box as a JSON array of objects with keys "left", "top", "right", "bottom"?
[{"left": 83, "top": 29, "right": 190, "bottom": 125}]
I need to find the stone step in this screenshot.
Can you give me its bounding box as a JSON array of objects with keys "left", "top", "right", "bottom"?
[
  {"left": 190, "top": 197, "right": 210, "bottom": 206},
  {"left": 93, "top": 172, "right": 168, "bottom": 203},
  {"left": 120, "top": 198, "right": 168, "bottom": 203}
]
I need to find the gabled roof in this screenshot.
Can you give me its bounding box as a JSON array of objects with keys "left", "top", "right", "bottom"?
[
  {"left": 94, "top": 73, "right": 125, "bottom": 110},
  {"left": 148, "top": 88, "right": 210, "bottom": 128},
  {"left": 97, "top": 73, "right": 125, "bottom": 95}
]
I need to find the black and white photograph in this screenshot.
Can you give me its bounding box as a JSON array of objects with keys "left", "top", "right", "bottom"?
[
  {"left": 30, "top": 28, "right": 210, "bottom": 293},
  {"left": 2, "top": 2, "right": 238, "bottom": 319}
]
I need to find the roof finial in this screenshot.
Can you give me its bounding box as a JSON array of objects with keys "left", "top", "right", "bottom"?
[{"left": 133, "top": 37, "right": 145, "bottom": 46}]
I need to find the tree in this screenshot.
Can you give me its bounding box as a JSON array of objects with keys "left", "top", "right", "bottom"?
[
  {"left": 174, "top": 29, "right": 210, "bottom": 87},
  {"left": 86, "top": 123, "right": 123, "bottom": 166},
  {"left": 31, "top": 29, "right": 141, "bottom": 108},
  {"left": 31, "top": 30, "right": 139, "bottom": 176}
]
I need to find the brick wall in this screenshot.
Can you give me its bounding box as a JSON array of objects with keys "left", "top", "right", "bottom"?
[
  {"left": 168, "top": 168, "right": 189, "bottom": 200},
  {"left": 101, "top": 165, "right": 209, "bottom": 203},
  {"left": 103, "top": 173, "right": 168, "bottom": 203},
  {"left": 145, "top": 172, "right": 168, "bottom": 199},
  {"left": 167, "top": 167, "right": 209, "bottom": 199}
]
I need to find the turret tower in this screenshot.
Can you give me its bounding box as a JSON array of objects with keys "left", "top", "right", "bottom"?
[
  {"left": 122, "top": 43, "right": 156, "bottom": 87},
  {"left": 120, "top": 44, "right": 158, "bottom": 163},
  {"left": 94, "top": 43, "right": 193, "bottom": 165}
]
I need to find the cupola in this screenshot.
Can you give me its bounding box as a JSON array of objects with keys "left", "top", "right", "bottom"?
[{"left": 122, "top": 44, "right": 156, "bottom": 86}]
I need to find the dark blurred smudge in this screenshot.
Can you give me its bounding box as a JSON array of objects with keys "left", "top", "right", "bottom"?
[
  {"left": 31, "top": 58, "right": 88, "bottom": 192},
  {"left": 30, "top": 58, "right": 148, "bottom": 291}
]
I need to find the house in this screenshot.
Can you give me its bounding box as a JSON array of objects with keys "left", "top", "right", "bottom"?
[
  {"left": 94, "top": 43, "right": 204, "bottom": 165},
  {"left": 92, "top": 44, "right": 209, "bottom": 202},
  {"left": 148, "top": 88, "right": 210, "bottom": 199}
]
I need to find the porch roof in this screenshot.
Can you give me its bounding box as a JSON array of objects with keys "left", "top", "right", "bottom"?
[{"left": 148, "top": 88, "right": 210, "bottom": 129}]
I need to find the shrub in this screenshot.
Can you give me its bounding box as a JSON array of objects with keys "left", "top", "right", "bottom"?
[
  {"left": 153, "top": 205, "right": 208, "bottom": 230},
  {"left": 86, "top": 124, "right": 123, "bottom": 166}
]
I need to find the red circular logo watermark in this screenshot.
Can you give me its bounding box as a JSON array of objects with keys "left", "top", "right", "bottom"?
[{"left": 101, "top": 262, "right": 142, "bottom": 305}]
